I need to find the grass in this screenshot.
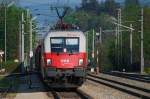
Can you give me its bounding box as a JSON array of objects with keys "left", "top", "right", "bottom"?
[
  {"left": 0, "top": 76, "right": 20, "bottom": 99},
  {"left": 0, "top": 61, "right": 20, "bottom": 88},
  {"left": 0, "top": 76, "right": 10, "bottom": 88},
  {"left": 6, "top": 93, "right": 18, "bottom": 99},
  {"left": 0, "top": 61, "right": 20, "bottom": 98},
  {"left": 0, "top": 74, "right": 20, "bottom": 99},
  {"left": 1, "top": 61, "right": 20, "bottom": 74},
  {"left": 144, "top": 67, "right": 150, "bottom": 74}
]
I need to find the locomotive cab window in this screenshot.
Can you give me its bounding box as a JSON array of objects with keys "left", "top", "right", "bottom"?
[
  {"left": 66, "top": 38, "right": 79, "bottom": 53},
  {"left": 51, "top": 38, "right": 64, "bottom": 52},
  {"left": 50, "top": 37, "right": 79, "bottom": 53}
]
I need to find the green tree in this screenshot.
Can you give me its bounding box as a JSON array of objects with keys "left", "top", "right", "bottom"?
[
  {"left": 79, "top": 0, "right": 100, "bottom": 14},
  {"left": 104, "top": 0, "right": 119, "bottom": 16},
  {"left": 125, "top": 0, "right": 140, "bottom": 7},
  {"left": 143, "top": 7, "right": 150, "bottom": 67},
  {"left": 6, "top": 6, "right": 22, "bottom": 59}
]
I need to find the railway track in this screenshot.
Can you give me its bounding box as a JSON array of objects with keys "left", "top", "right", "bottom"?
[
  {"left": 0, "top": 86, "right": 11, "bottom": 99},
  {"left": 4, "top": 72, "right": 92, "bottom": 99},
  {"left": 46, "top": 89, "right": 93, "bottom": 99},
  {"left": 87, "top": 73, "right": 150, "bottom": 99},
  {"left": 104, "top": 71, "right": 150, "bottom": 83},
  {"left": 40, "top": 73, "right": 93, "bottom": 99}
]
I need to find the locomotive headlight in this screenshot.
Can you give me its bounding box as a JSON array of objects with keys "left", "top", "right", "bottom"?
[
  {"left": 63, "top": 48, "right": 67, "bottom": 53},
  {"left": 47, "top": 59, "right": 51, "bottom": 65},
  {"left": 79, "top": 59, "right": 83, "bottom": 65}
]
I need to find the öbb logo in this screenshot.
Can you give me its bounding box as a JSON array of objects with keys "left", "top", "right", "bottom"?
[{"left": 61, "top": 59, "right": 70, "bottom": 63}]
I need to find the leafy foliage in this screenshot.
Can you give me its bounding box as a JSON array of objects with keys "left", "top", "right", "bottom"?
[
  {"left": 125, "top": 0, "right": 140, "bottom": 6},
  {"left": 143, "top": 7, "right": 150, "bottom": 67},
  {"left": 104, "top": 0, "right": 120, "bottom": 16},
  {"left": 0, "top": 5, "right": 37, "bottom": 61}
]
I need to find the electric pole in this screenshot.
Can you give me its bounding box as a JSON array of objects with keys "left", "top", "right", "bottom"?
[
  {"left": 130, "top": 24, "right": 133, "bottom": 67},
  {"left": 4, "top": 1, "right": 15, "bottom": 62},
  {"left": 92, "top": 29, "right": 95, "bottom": 59},
  {"left": 140, "top": 8, "right": 144, "bottom": 74},
  {"left": 99, "top": 27, "right": 102, "bottom": 73},
  {"left": 4, "top": 6, "right": 6, "bottom": 62},
  {"left": 117, "top": 9, "right": 120, "bottom": 69},
  {"left": 29, "top": 10, "right": 33, "bottom": 58},
  {"left": 19, "top": 21, "right": 21, "bottom": 62},
  {"left": 115, "top": 27, "right": 118, "bottom": 69},
  {"left": 119, "top": 9, "right": 123, "bottom": 66},
  {"left": 86, "top": 31, "right": 89, "bottom": 60},
  {"left": 21, "top": 12, "right": 25, "bottom": 72},
  {"left": 116, "top": 8, "right": 123, "bottom": 70},
  {"left": 99, "top": 27, "right": 102, "bottom": 44}
]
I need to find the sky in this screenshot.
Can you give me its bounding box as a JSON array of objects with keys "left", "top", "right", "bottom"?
[
  {"left": 19, "top": 0, "right": 82, "bottom": 6},
  {"left": 18, "top": 0, "right": 126, "bottom": 35}
]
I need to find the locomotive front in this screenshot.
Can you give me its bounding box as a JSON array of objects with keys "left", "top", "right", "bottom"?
[{"left": 41, "top": 31, "right": 87, "bottom": 87}]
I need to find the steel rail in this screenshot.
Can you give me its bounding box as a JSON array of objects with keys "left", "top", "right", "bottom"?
[{"left": 87, "top": 73, "right": 150, "bottom": 99}]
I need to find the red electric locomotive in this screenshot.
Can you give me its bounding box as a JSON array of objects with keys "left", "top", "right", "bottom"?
[{"left": 35, "top": 28, "right": 87, "bottom": 88}]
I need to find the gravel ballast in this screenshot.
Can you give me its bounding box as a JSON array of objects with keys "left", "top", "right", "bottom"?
[{"left": 79, "top": 80, "right": 140, "bottom": 99}]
